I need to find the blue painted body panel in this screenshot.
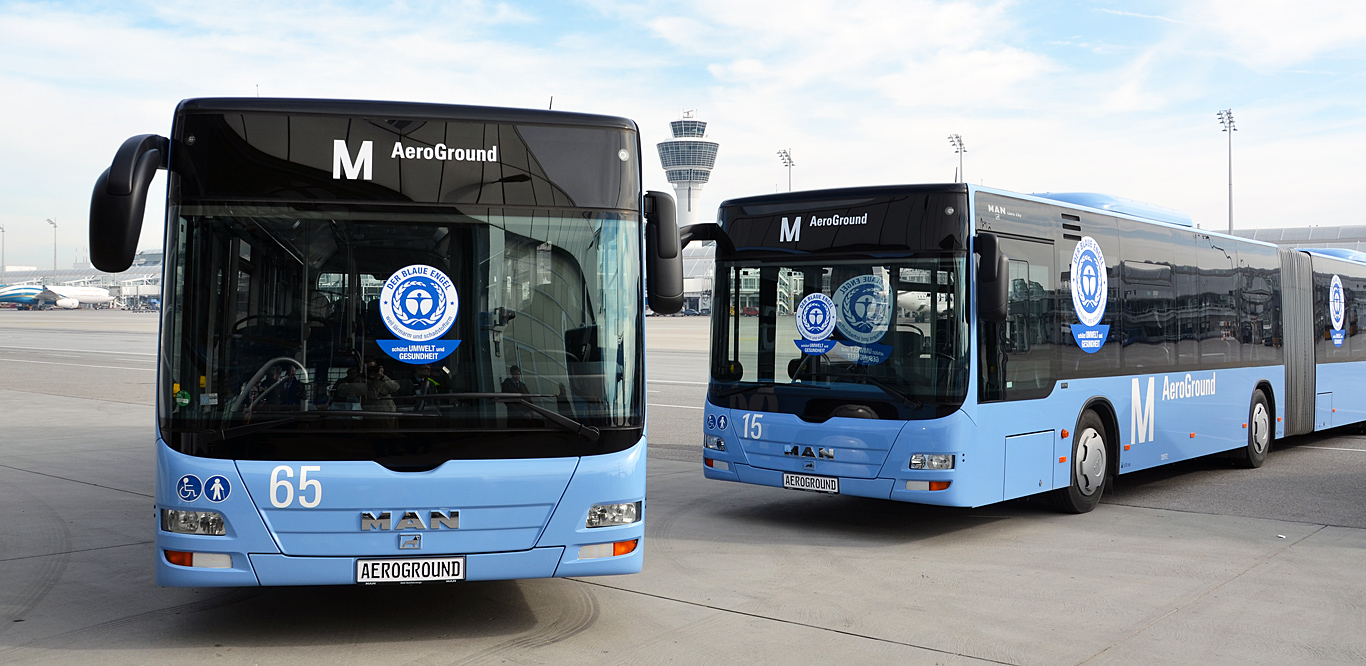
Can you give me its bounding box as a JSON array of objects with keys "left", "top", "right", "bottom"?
[
  {"left": 1315, "top": 360, "right": 1366, "bottom": 430},
  {"left": 155, "top": 437, "right": 647, "bottom": 586},
  {"left": 704, "top": 365, "right": 1286, "bottom": 508}
]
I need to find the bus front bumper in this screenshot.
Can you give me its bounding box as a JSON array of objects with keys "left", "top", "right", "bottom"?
[{"left": 704, "top": 460, "right": 973, "bottom": 507}]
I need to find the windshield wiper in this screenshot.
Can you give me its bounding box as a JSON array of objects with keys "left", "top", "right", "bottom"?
[
  {"left": 392, "top": 393, "right": 601, "bottom": 442},
  {"left": 201, "top": 414, "right": 322, "bottom": 445},
  {"left": 849, "top": 376, "right": 924, "bottom": 409},
  {"left": 713, "top": 381, "right": 830, "bottom": 398}
]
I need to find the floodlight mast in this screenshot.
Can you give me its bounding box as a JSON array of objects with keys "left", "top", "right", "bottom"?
[
  {"left": 948, "top": 134, "right": 965, "bottom": 183},
  {"left": 1217, "top": 109, "right": 1237, "bottom": 234},
  {"left": 46, "top": 218, "right": 58, "bottom": 284},
  {"left": 777, "top": 149, "right": 794, "bottom": 191}
]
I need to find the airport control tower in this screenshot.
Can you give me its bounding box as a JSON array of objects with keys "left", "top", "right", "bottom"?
[{"left": 657, "top": 111, "right": 719, "bottom": 226}]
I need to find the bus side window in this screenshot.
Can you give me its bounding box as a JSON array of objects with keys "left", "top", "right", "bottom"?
[{"left": 981, "top": 238, "right": 1055, "bottom": 402}]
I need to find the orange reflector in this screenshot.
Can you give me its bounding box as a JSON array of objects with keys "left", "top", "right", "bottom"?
[
  {"left": 165, "top": 550, "right": 193, "bottom": 567},
  {"left": 928, "top": 481, "right": 951, "bottom": 491},
  {"left": 1060, "top": 429, "right": 1070, "bottom": 439},
  {"left": 1333, "top": 408, "right": 1337, "bottom": 413},
  {"left": 1124, "top": 444, "right": 1131, "bottom": 451},
  {"left": 704, "top": 458, "right": 714, "bottom": 467},
  {"left": 613, "top": 539, "right": 638, "bottom": 557},
  {"left": 1278, "top": 417, "right": 1282, "bottom": 422},
  {"left": 1189, "top": 433, "right": 1196, "bottom": 438},
  {"left": 1059, "top": 456, "right": 1067, "bottom": 463},
  {"left": 1242, "top": 423, "right": 1247, "bottom": 429}
]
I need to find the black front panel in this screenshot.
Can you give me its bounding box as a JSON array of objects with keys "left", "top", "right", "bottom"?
[
  {"left": 170, "top": 107, "right": 638, "bottom": 210},
  {"left": 718, "top": 186, "right": 969, "bottom": 259}
]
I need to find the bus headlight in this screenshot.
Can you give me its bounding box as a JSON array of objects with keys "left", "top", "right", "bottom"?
[
  {"left": 586, "top": 501, "right": 641, "bottom": 528},
  {"left": 704, "top": 434, "right": 726, "bottom": 451},
  {"left": 161, "top": 509, "right": 226, "bottom": 536},
  {"left": 910, "top": 454, "right": 955, "bottom": 470}
]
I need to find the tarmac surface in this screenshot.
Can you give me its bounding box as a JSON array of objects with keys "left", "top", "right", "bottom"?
[{"left": 1, "top": 309, "right": 1364, "bottom": 665}]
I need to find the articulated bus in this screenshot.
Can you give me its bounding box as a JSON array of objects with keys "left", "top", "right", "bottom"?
[
  {"left": 88, "top": 98, "right": 684, "bottom": 585},
  {"left": 688, "top": 184, "right": 1366, "bottom": 512}
]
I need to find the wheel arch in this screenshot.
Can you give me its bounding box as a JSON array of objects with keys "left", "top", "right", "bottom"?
[{"left": 1254, "top": 380, "right": 1276, "bottom": 429}]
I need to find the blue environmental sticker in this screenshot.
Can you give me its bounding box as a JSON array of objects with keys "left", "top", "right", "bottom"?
[
  {"left": 378, "top": 264, "right": 462, "bottom": 364},
  {"left": 1330, "top": 275, "right": 1346, "bottom": 348},
  {"left": 1069, "top": 236, "right": 1110, "bottom": 354}
]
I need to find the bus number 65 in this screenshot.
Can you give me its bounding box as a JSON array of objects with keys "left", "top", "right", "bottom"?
[{"left": 270, "top": 465, "right": 323, "bottom": 508}]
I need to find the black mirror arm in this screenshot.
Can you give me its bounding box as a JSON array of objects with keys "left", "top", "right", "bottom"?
[{"left": 679, "top": 223, "right": 734, "bottom": 254}]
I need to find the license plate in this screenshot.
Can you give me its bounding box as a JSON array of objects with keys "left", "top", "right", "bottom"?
[
  {"left": 356, "top": 556, "right": 465, "bottom": 584},
  {"left": 783, "top": 472, "right": 839, "bottom": 494}
]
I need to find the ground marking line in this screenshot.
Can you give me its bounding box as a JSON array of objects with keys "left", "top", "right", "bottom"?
[
  {"left": 0, "top": 345, "right": 155, "bottom": 356},
  {"left": 567, "top": 577, "right": 1015, "bottom": 665},
  {"left": 0, "top": 464, "right": 154, "bottom": 498},
  {"left": 1076, "top": 524, "right": 1328, "bottom": 665},
  {"left": 649, "top": 403, "right": 704, "bottom": 410},
  {"left": 647, "top": 380, "right": 709, "bottom": 385},
  {"left": 1300, "top": 445, "right": 1366, "bottom": 452},
  {"left": 0, "top": 358, "right": 155, "bottom": 371},
  {"left": 0, "top": 541, "right": 154, "bottom": 563}
]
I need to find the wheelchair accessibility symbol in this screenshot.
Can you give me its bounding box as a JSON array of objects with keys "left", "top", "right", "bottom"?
[{"left": 177, "top": 474, "right": 202, "bottom": 502}]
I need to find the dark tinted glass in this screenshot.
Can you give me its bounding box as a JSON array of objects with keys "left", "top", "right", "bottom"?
[
  {"left": 172, "top": 113, "right": 638, "bottom": 210},
  {"left": 1236, "top": 240, "right": 1283, "bottom": 365},
  {"left": 980, "top": 237, "right": 1056, "bottom": 402},
  {"left": 160, "top": 203, "right": 643, "bottom": 465},
  {"left": 1118, "top": 220, "right": 1176, "bottom": 371},
  {"left": 1198, "top": 235, "right": 1241, "bottom": 367}
]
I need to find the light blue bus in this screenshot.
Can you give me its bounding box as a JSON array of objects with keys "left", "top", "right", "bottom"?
[
  {"left": 689, "top": 184, "right": 1364, "bottom": 512},
  {"left": 88, "top": 98, "right": 683, "bottom": 585}
]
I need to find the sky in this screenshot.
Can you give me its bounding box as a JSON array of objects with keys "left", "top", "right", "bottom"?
[{"left": 0, "top": 0, "right": 1364, "bottom": 269}]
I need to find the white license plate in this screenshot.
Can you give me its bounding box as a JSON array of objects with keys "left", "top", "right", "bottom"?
[
  {"left": 783, "top": 472, "right": 839, "bottom": 494},
  {"left": 357, "top": 556, "right": 465, "bottom": 584}
]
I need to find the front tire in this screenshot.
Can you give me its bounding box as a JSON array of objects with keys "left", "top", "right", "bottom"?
[
  {"left": 1053, "top": 411, "right": 1108, "bottom": 514},
  {"left": 1234, "top": 390, "right": 1272, "bottom": 469}
]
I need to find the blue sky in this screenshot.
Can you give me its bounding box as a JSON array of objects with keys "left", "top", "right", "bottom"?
[{"left": 1, "top": 0, "right": 1364, "bottom": 268}]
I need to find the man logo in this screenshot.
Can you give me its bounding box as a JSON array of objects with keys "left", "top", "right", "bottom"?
[
  {"left": 780, "top": 217, "right": 801, "bottom": 243},
  {"left": 333, "top": 140, "right": 373, "bottom": 180}
]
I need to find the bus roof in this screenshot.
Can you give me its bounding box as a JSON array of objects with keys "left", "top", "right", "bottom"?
[
  {"left": 1298, "top": 247, "right": 1366, "bottom": 265},
  {"left": 175, "top": 97, "right": 638, "bottom": 132}
]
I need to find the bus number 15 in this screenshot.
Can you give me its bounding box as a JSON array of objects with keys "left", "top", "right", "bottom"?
[
  {"left": 270, "top": 465, "right": 322, "bottom": 508},
  {"left": 741, "top": 413, "right": 763, "bottom": 440}
]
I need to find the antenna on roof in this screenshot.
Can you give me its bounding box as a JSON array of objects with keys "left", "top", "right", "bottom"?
[{"left": 548, "top": 96, "right": 553, "bottom": 110}]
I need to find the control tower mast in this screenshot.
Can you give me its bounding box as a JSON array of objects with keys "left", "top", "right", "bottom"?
[{"left": 656, "top": 111, "right": 719, "bottom": 226}]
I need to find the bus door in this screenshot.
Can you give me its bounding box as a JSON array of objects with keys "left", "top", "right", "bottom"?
[{"left": 979, "top": 236, "right": 1059, "bottom": 499}]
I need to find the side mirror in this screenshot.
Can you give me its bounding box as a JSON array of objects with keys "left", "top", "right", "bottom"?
[
  {"left": 89, "top": 134, "right": 168, "bottom": 273},
  {"left": 644, "top": 191, "right": 684, "bottom": 314},
  {"left": 975, "top": 233, "right": 1009, "bottom": 323}
]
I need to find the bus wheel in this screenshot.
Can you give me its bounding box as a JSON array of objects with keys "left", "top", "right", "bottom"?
[
  {"left": 1053, "top": 411, "right": 1107, "bottom": 514},
  {"left": 1235, "top": 390, "right": 1272, "bottom": 469}
]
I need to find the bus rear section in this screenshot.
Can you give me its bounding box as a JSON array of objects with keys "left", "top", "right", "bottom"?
[
  {"left": 693, "top": 184, "right": 1331, "bottom": 511},
  {"left": 89, "top": 98, "right": 684, "bottom": 586}
]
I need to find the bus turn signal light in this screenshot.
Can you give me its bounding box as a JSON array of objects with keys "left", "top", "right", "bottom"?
[
  {"left": 613, "top": 539, "right": 638, "bottom": 557},
  {"left": 1060, "top": 429, "right": 1069, "bottom": 439},
  {"left": 165, "top": 550, "right": 193, "bottom": 567},
  {"left": 928, "top": 481, "right": 951, "bottom": 491}
]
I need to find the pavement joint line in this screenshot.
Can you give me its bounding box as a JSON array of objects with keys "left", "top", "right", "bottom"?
[
  {"left": 0, "top": 345, "right": 155, "bottom": 356},
  {"left": 649, "top": 403, "right": 705, "bottom": 410},
  {"left": 1299, "top": 445, "right": 1366, "bottom": 452},
  {"left": 0, "top": 541, "right": 154, "bottom": 563},
  {"left": 647, "top": 380, "right": 709, "bottom": 385},
  {"left": 0, "top": 464, "right": 154, "bottom": 498},
  {"left": 1102, "top": 500, "right": 1366, "bottom": 531},
  {"left": 1076, "top": 524, "right": 1328, "bottom": 665},
  {"left": 567, "top": 577, "right": 1017, "bottom": 665},
  {"left": 0, "top": 358, "right": 156, "bottom": 371}
]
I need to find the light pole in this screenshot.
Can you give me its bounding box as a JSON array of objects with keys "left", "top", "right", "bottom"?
[
  {"left": 777, "top": 149, "right": 794, "bottom": 191},
  {"left": 1217, "top": 109, "right": 1236, "bottom": 234},
  {"left": 948, "top": 134, "right": 965, "bottom": 182},
  {"left": 46, "top": 218, "right": 57, "bottom": 285}
]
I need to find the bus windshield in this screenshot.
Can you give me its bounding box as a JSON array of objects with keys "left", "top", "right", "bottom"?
[
  {"left": 160, "top": 203, "right": 642, "bottom": 465},
  {"left": 710, "top": 253, "right": 969, "bottom": 419}
]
